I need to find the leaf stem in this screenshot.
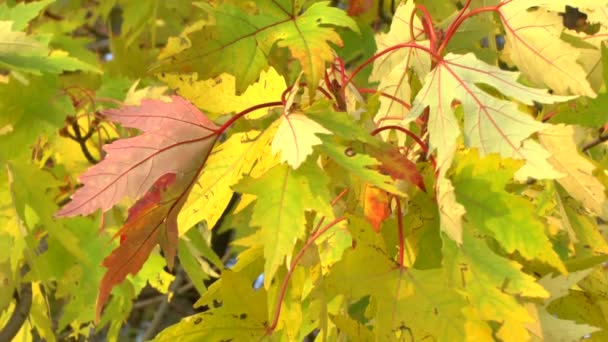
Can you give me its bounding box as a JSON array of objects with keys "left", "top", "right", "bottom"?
[
  {"left": 370, "top": 125, "right": 436, "bottom": 171},
  {"left": 216, "top": 101, "right": 283, "bottom": 135},
  {"left": 267, "top": 216, "right": 346, "bottom": 334},
  {"left": 341, "top": 43, "right": 439, "bottom": 91},
  {"left": 335, "top": 57, "right": 347, "bottom": 87},
  {"left": 437, "top": 4, "right": 500, "bottom": 55},
  {"left": 414, "top": 4, "right": 438, "bottom": 53},
  {"left": 371, "top": 125, "right": 426, "bottom": 154},
  {"left": 395, "top": 197, "right": 405, "bottom": 267},
  {"left": 358, "top": 88, "right": 411, "bottom": 110}
]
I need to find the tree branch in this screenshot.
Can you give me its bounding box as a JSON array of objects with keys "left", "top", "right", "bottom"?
[
  {"left": 141, "top": 267, "right": 185, "bottom": 340},
  {"left": 0, "top": 280, "right": 32, "bottom": 341}
]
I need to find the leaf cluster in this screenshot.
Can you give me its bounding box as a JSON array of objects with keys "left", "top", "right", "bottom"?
[{"left": 3, "top": 0, "right": 608, "bottom": 341}]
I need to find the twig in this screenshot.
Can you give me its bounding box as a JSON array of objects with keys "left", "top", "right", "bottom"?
[
  {"left": 0, "top": 282, "right": 32, "bottom": 342},
  {"left": 133, "top": 280, "right": 193, "bottom": 310},
  {"left": 141, "top": 268, "right": 185, "bottom": 340},
  {"left": 582, "top": 133, "right": 608, "bottom": 152}
]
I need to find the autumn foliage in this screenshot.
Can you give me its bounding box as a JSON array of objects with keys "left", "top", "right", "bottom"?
[{"left": 3, "top": 0, "right": 608, "bottom": 341}]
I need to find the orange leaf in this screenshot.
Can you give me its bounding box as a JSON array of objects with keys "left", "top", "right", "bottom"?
[
  {"left": 53, "top": 96, "right": 219, "bottom": 321},
  {"left": 97, "top": 173, "right": 187, "bottom": 321},
  {"left": 347, "top": 0, "right": 374, "bottom": 16},
  {"left": 363, "top": 184, "right": 391, "bottom": 232},
  {"left": 371, "top": 146, "right": 426, "bottom": 192}
]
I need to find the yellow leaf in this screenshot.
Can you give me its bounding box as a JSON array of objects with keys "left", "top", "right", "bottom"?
[
  {"left": 369, "top": 2, "right": 430, "bottom": 143},
  {"left": 160, "top": 67, "right": 286, "bottom": 119},
  {"left": 500, "top": 1, "right": 596, "bottom": 97},
  {"left": 436, "top": 146, "right": 465, "bottom": 244},
  {"left": 271, "top": 112, "right": 331, "bottom": 169},
  {"left": 539, "top": 124, "right": 608, "bottom": 220},
  {"left": 370, "top": 1, "right": 430, "bottom": 83},
  {"left": 178, "top": 123, "right": 280, "bottom": 234},
  {"left": 123, "top": 79, "right": 169, "bottom": 105}
]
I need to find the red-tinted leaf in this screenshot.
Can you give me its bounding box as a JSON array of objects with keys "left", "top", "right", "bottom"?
[
  {"left": 371, "top": 146, "right": 426, "bottom": 192},
  {"left": 53, "top": 96, "right": 219, "bottom": 321},
  {"left": 56, "top": 96, "right": 218, "bottom": 217},
  {"left": 347, "top": 0, "right": 373, "bottom": 16},
  {"left": 98, "top": 173, "right": 179, "bottom": 321},
  {"left": 363, "top": 184, "right": 391, "bottom": 232}
]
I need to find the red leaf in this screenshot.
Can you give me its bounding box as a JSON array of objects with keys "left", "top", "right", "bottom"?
[
  {"left": 97, "top": 173, "right": 179, "bottom": 321},
  {"left": 371, "top": 146, "right": 426, "bottom": 192},
  {"left": 347, "top": 0, "right": 373, "bottom": 16},
  {"left": 56, "top": 96, "right": 218, "bottom": 217},
  {"left": 53, "top": 96, "right": 219, "bottom": 321},
  {"left": 363, "top": 184, "right": 390, "bottom": 232}
]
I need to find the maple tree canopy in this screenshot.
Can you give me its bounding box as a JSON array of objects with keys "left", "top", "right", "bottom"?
[{"left": 2, "top": 0, "right": 608, "bottom": 341}]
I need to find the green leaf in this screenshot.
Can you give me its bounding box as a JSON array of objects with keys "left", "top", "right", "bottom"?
[
  {"left": 550, "top": 94, "right": 608, "bottom": 128},
  {"left": 443, "top": 226, "right": 548, "bottom": 339},
  {"left": 0, "top": 0, "right": 54, "bottom": 31},
  {"left": 452, "top": 151, "right": 566, "bottom": 273},
  {"left": 235, "top": 160, "right": 333, "bottom": 287},
  {"left": 324, "top": 242, "right": 469, "bottom": 340},
  {"left": 304, "top": 100, "right": 377, "bottom": 145},
  {"left": 317, "top": 136, "right": 403, "bottom": 196},
  {"left": 0, "top": 20, "right": 45, "bottom": 55},
  {"left": 330, "top": 314, "right": 374, "bottom": 341},
  {"left": 154, "top": 270, "right": 268, "bottom": 342},
  {"left": 152, "top": 1, "right": 357, "bottom": 94}
]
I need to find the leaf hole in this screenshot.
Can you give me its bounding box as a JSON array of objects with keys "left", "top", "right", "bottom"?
[{"left": 344, "top": 147, "right": 356, "bottom": 157}]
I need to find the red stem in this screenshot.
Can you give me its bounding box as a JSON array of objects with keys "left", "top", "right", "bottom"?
[
  {"left": 358, "top": 88, "right": 411, "bottom": 110},
  {"left": 395, "top": 197, "right": 405, "bottom": 267},
  {"left": 414, "top": 4, "right": 438, "bottom": 53},
  {"left": 216, "top": 101, "right": 283, "bottom": 134},
  {"left": 281, "top": 83, "right": 333, "bottom": 106},
  {"left": 370, "top": 125, "right": 437, "bottom": 171},
  {"left": 436, "top": 5, "right": 500, "bottom": 55},
  {"left": 341, "top": 43, "right": 439, "bottom": 91},
  {"left": 332, "top": 188, "right": 349, "bottom": 206},
  {"left": 267, "top": 216, "right": 346, "bottom": 333},
  {"left": 542, "top": 110, "right": 558, "bottom": 122},
  {"left": 438, "top": 0, "right": 472, "bottom": 54},
  {"left": 335, "top": 57, "right": 347, "bottom": 87},
  {"left": 371, "top": 125, "right": 427, "bottom": 154}
]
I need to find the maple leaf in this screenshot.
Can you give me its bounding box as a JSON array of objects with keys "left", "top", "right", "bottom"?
[
  {"left": 160, "top": 67, "right": 286, "bottom": 119},
  {"left": 234, "top": 160, "right": 333, "bottom": 288},
  {"left": 539, "top": 124, "right": 608, "bottom": 220},
  {"left": 152, "top": 1, "right": 357, "bottom": 94},
  {"left": 443, "top": 226, "right": 549, "bottom": 339},
  {"left": 56, "top": 96, "right": 218, "bottom": 217},
  {"left": 179, "top": 125, "right": 280, "bottom": 233},
  {"left": 153, "top": 270, "right": 268, "bottom": 341},
  {"left": 369, "top": 144, "right": 426, "bottom": 192},
  {"left": 453, "top": 151, "right": 566, "bottom": 272},
  {"left": 555, "top": 188, "right": 608, "bottom": 266},
  {"left": 498, "top": 0, "right": 597, "bottom": 97},
  {"left": 323, "top": 234, "right": 469, "bottom": 340},
  {"left": 0, "top": 17, "right": 99, "bottom": 76},
  {"left": 369, "top": 2, "right": 431, "bottom": 143},
  {"left": 272, "top": 111, "right": 332, "bottom": 169},
  {"left": 55, "top": 96, "right": 219, "bottom": 318},
  {"left": 528, "top": 270, "right": 601, "bottom": 340},
  {"left": 362, "top": 184, "right": 390, "bottom": 232},
  {"left": 97, "top": 173, "right": 182, "bottom": 321},
  {"left": 436, "top": 146, "right": 466, "bottom": 244},
  {"left": 405, "top": 52, "right": 573, "bottom": 176}
]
